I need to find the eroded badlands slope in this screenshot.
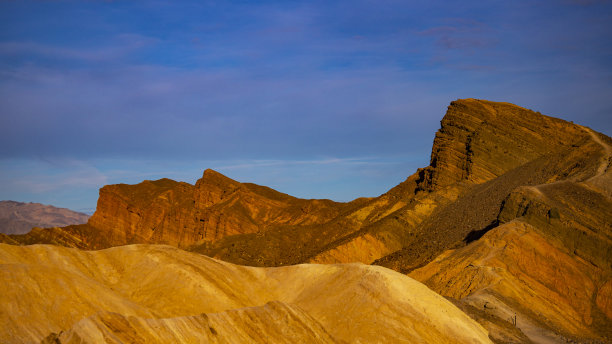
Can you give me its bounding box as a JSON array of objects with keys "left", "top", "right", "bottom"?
[{"left": 0, "top": 243, "right": 491, "bottom": 344}]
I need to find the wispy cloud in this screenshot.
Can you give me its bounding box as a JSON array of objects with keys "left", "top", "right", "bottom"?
[
  {"left": 0, "top": 34, "right": 157, "bottom": 63},
  {"left": 214, "top": 157, "right": 399, "bottom": 171},
  {"left": 1, "top": 158, "right": 108, "bottom": 193}
]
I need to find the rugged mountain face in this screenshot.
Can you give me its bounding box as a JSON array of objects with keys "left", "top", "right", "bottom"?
[
  {"left": 409, "top": 137, "right": 612, "bottom": 343},
  {"left": 0, "top": 201, "right": 89, "bottom": 235},
  {"left": 195, "top": 99, "right": 601, "bottom": 271},
  {"left": 8, "top": 98, "right": 611, "bottom": 342},
  {"left": 0, "top": 244, "right": 492, "bottom": 344},
  {"left": 11, "top": 170, "right": 365, "bottom": 249},
  {"left": 14, "top": 100, "right": 590, "bottom": 266}
]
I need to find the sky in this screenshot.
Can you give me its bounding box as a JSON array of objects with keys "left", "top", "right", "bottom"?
[{"left": 1, "top": 0, "right": 611, "bottom": 213}]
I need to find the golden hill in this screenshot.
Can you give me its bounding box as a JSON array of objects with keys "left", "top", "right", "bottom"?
[{"left": 0, "top": 243, "right": 491, "bottom": 344}]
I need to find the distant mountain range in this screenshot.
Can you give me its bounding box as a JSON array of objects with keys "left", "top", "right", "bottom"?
[
  {"left": 0, "top": 201, "right": 89, "bottom": 235},
  {"left": 2, "top": 99, "right": 610, "bottom": 343}
]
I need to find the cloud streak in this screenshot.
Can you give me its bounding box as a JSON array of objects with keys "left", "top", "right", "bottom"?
[{"left": 0, "top": 34, "right": 156, "bottom": 62}]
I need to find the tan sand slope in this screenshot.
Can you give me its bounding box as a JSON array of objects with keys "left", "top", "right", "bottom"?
[
  {"left": 41, "top": 303, "right": 340, "bottom": 344},
  {"left": 0, "top": 243, "right": 492, "bottom": 344}
]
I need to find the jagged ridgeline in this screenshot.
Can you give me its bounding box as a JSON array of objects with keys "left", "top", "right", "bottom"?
[{"left": 4, "top": 98, "right": 611, "bottom": 343}]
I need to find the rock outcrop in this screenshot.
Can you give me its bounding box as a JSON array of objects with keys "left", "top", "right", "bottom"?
[
  {"left": 12, "top": 171, "right": 363, "bottom": 249},
  {"left": 0, "top": 243, "right": 492, "bottom": 344},
  {"left": 417, "top": 99, "right": 586, "bottom": 190}
]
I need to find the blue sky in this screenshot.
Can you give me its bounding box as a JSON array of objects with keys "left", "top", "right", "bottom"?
[{"left": 1, "top": 0, "right": 611, "bottom": 212}]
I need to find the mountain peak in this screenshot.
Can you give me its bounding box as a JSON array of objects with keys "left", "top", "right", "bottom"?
[
  {"left": 202, "top": 168, "right": 223, "bottom": 177},
  {"left": 197, "top": 169, "right": 241, "bottom": 190},
  {"left": 416, "top": 99, "right": 588, "bottom": 191}
]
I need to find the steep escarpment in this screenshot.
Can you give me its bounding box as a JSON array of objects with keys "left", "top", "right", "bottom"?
[
  {"left": 11, "top": 170, "right": 363, "bottom": 249},
  {"left": 416, "top": 99, "right": 587, "bottom": 191},
  {"left": 213, "top": 99, "right": 597, "bottom": 268},
  {"left": 401, "top": 106, "right": 612, "bottom": 342},
  {"left": 373, "top": 132, "right": 604, "bottom": 273},
  {"left": 0, "top": 244, "right": 492, "bottom": 344},
  {"left": 205, "top": 99, "right": 597, "bottom": 269}
]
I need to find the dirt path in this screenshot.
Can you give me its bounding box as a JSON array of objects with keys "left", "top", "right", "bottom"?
[
  {"left": 531, "top": 126, "right": 611, "bottom": 197},
  {"left": 581, "top": 126, "right": 611, "bottom": 178},
  {"left": 526, "top": 185, "right": 546, "bottom": 197}
]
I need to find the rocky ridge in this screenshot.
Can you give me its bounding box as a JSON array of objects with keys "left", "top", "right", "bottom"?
[{"left": 10, "top": 171, "right": 365, "bottom": 250}]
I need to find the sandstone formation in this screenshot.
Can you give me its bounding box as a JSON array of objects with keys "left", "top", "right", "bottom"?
[
  {"left": 0, "top": 243, "right": 492, "bottom": 344},
  {"left": 8, "top": 98, "right": 612, "bottom": 342},
  {"left": 11, "top": 171, "right": 367, "bottom": 250},
  {"left": 0, "top": 201, "right": 89, "bottom": 235},
  {"left": 409, "top": 140, "right": 612, "bottom": 343},
  {"left": 13, "top": 100, "right": 595, "bottom": 268}
]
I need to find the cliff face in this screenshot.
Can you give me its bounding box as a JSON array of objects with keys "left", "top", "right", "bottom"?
[
  {"left": 0, "top": 201, "right": 89, "bottom": 235},
  {"left": 417, "top": 99, "right": 587, "bottom": 191},
  {"left": 87, "top": 178, "right": 196, "bottom": 246},
  {"left": 203, "top": 99, "right": 596, "bottom": 269},
  {"left": 16, "top": 99, "right": 591, "bottom": 258},
  {"left": 14, "top": 170, "right": 353, "bottom": 249}
]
